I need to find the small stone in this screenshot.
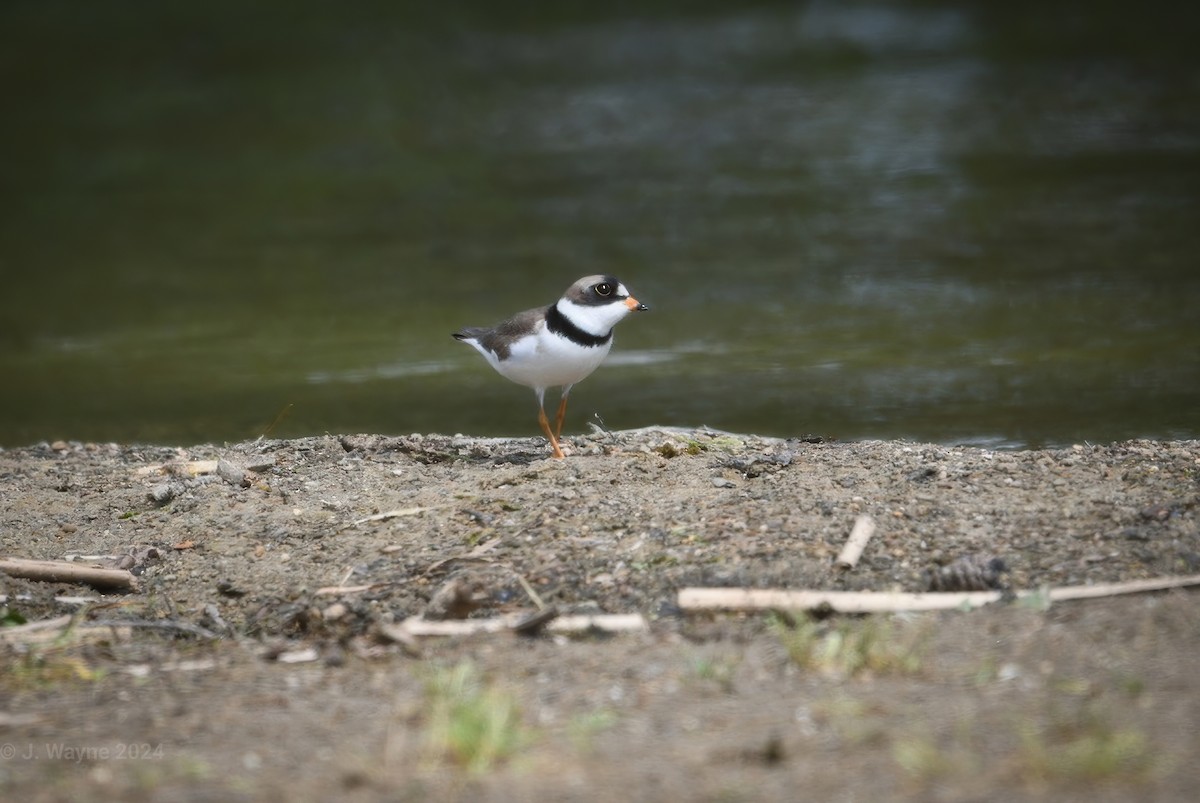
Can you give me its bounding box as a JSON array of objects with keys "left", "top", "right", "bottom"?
[
  {"left": 1139, "top": 503, "right": 1173, "bottom": 522},
  {"left": 245, "top": 456, "right": 276, "bottom": 473},
  {"left": 712, "top": 477, "right": 737, "bottom": 488},
  {"left": 216, "top": 458, "right": 250, "bottom": 488},
  {"left": 148, "top": 483, "right": 176, "bottom": 505}
]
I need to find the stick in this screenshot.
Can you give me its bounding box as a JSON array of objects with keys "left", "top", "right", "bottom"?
[
  {"left": 679, "top": 587, "right": 1003, "bottom": 613},
  {"left": 1, "top": 617, "right": 216, "bottom": 640},
  {"left": 134, "top": 460, "right": 220, "bottom": 477},
  {"left": 86, "top": 618, "right": 219, "bottom": 639},
  {"left": 314, "top": 583, "right": 387, "bottom": 596},
  {"left": 0, "top": 557, "right": 138, "bottom": 592},
  {"left": 350, "top": 507, "right": 429, "bottom": 526},
  {"left": 513, "top": 571, "right": 545, "bottom": 610},
  {"left": 835, "top": 515, "right": 876, "bottom": 570},
  {"left": 1042, "top": 574, "right": 1200, "bottom": 601},
  {"left": 512, "top": 606, "right": 561, "bottom": 635},
  {"left": 423, "top": 536, "right": 502, "bottom": 574},
  {"left": 677, "top": 573, "right": 1200, "bottom": 614},
  {"left": 393, "top": 612, "right": 648, "bottom": 637},
  {"left": 0, "top": 594, "right": 98, "bottom": 606},
  {"left": 0, "top": 614, "right": 74, "bottom": 640}
]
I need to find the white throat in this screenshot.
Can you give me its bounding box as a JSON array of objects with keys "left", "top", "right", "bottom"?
[{"left": 555, "top": 296, "right": 631, "bottom": 338}]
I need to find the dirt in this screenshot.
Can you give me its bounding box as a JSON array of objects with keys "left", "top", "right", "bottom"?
[{"left": 1, "top": 429, "right": 1198, "bottom": 801}]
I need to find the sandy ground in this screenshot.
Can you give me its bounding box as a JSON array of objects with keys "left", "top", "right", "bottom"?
[{"left": 1, "top": 429, "right": 1198, "bottom": 801}]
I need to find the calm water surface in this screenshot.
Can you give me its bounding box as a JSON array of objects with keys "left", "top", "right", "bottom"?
[{"left": 2, "top": 1, "right": 1198, "bottom": 448}]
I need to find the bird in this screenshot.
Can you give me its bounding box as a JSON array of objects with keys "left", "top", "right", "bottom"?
[{"left": 452, "top": 275, "right": 649, "bottom": 459}]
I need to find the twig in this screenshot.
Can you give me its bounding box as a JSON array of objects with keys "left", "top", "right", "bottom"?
[
  {"left": 0, "top": 557, "right": 138, "bottom": 592},
  {"left": 680, "top": 588, "right": 1002, "bottom": 613},
  {"left": 835, "top": 515, "right": 876, "bottom": 570},
  {"left": 0, "top": 614, "right": 216, "bottom": 644},
  {"left": 134, "top": 460, "right": 220, "bottom": 477},
  {"left": 349, "top": 507, "right": 429, "bottom": 527},
  {"left": 677, "top": 573, "right": 1200, "bottom": 614},
  {"left": 86, "top": 618, "right": 219, "bottom": 639},
  {"left": 423, "top": 536, "right": 502, "bottom": 575},
  {"left": 512, "top": 606, "right": 561, "bottom": 635},
  {"left": 315, "top": 583, "right": 373, "bottom": 596},
  {"left": 1040, "top": 574, "right": 1200, "bottom": 601},
  {"left": 513, "top": 571, "right": 545, "bottom": 610},
  {"left": 0, "top": 614, "right": 74, "bottom": 641},
  {"left": 0, "top": 594, "right": 97, "bottom": 606},
  {"left": 393, "top": 612, "right": 648, "bottom": 638},
  {"left": 314, "top": 582, "right": 401, "bottom": 596}
]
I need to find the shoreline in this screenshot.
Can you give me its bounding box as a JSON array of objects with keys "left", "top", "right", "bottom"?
[{"left": 2, "top": 430, "right": 1198, "bottom": 800}]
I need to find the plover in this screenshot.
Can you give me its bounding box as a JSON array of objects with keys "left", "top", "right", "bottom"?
[{"left": 452, "top": 275, "right": 649, "bottom": 458}]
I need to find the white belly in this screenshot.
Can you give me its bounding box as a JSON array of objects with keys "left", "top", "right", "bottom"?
[{"left": 481, "top": 329, "right": 612, "bottom": 391}]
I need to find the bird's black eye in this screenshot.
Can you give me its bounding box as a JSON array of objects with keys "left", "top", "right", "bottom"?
[{"left": 595, "top": 282, "right": 613, "bottom": 297}]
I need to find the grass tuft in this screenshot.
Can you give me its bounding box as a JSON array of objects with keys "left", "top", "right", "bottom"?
[
  {"left": 421, "top": 661, "right": 526, "bottom": 774},
  {"left": 771, "top": 614, "right": 925, "bottom": 677}
]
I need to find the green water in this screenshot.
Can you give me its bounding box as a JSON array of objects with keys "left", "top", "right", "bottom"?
[{"left": 3, "top": 1, "right": 1198, "bottom": 449}]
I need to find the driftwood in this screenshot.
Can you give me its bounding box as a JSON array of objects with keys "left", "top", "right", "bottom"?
[
  {"left": 835, "top": 515, "right": 876, "bottom": 570},
  {"left": 0, "top": 557, "right": 138, "bottom": 592},
  {"left": 677, "top": 573, "right": 1200, "bottom": 614}
]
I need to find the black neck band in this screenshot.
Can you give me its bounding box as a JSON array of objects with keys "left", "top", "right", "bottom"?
[{"left": 545, "top": 304, "right": 612, "bottom": 348}]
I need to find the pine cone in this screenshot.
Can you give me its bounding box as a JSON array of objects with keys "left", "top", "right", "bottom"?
[{"left": 922, "top": 555, "right": 1008, "bottom": 592}]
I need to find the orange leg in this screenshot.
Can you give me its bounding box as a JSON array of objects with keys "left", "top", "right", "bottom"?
[
  {"left": 554, "top": 394, "right": 570, "bottom": 440},
  {"left": 537, "top": 405, "right": 565, "bottom": 459}
]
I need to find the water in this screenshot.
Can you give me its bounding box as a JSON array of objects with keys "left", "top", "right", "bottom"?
[{"left": 2, "top": 1, "right": 1198, "bottom": 449}]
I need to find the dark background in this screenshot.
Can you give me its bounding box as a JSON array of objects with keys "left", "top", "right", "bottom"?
[{"left": 2, "top": 0, "right": 1198, "bottom": 448}]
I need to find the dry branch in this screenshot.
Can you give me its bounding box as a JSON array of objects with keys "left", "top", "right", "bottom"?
[
  {"left": 677, "top": 573, "right": 1200, "bottom": 614},
  {"left": 835, "top": 515, "right": 876, "bottom": 570},
  {"left": 0, "top": 557, "right": 138, "bottom": 592}
]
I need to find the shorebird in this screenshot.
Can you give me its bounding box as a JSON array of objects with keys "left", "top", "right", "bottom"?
[{"left": 452, "top": 275, "right": 648, "bottom": 458}]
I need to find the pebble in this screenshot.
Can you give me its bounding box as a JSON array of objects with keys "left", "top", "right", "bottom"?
[{"left": 148, "top": 483, "right": 176, "bottom": 505}]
